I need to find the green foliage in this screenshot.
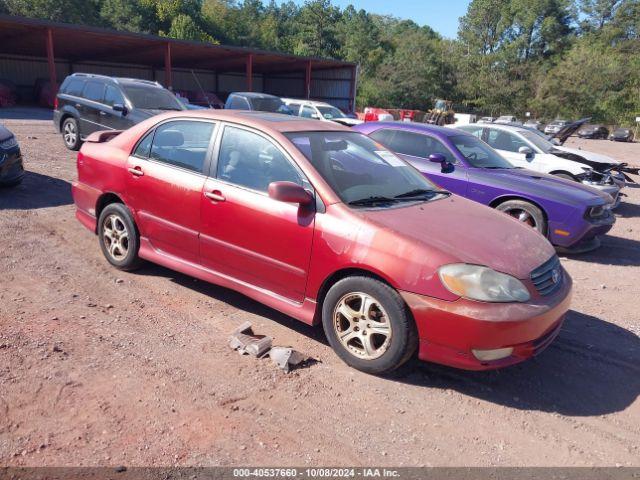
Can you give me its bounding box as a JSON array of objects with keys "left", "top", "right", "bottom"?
[{"left": 2, "top": 0, "right": 639, "bottom": 122}]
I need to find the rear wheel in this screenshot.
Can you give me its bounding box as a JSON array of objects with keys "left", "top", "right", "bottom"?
[
  {"left": 496, "top": 200, "right": 547, "bottom": 235},
  {"left": 62, "top": 117, "right": 81, "bottom": 151},
  {"left": 322, "top": 276, "right": 417, "bottom": 375},
  {"left": 98, "top": 203, "right": 142, "bottom": 271}
]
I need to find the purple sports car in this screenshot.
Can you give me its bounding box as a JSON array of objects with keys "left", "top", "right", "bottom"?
[{"left": 355, "top": 122, "right": 615, "bottom": 252}]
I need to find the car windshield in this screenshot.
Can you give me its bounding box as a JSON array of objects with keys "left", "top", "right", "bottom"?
[
  {"left": 519, "top": 130, "right": 555, "bottom": 152},
  {"left": 317, "top": 105, "right": 346, "bottom": 119},
  {"left": 285, "top": 131, "right": 441, "bottom": 206},
  {"left": 253, "top": 97, "right": 293, "bottom": 115},
  {"left": 122, "top": 85, "right": 182, "bottom": 110},
  {"left": 450, "top": 134, "right": 515, "bottom": 169}
]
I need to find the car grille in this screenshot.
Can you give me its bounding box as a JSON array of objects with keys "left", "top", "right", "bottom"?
[{"left": 530, "top": 255, "right": 563, "bottom": 296}]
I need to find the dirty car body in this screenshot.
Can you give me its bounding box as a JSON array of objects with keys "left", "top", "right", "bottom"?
[
  {"left": 73, "top": 111, "right": 572, "bottom": 373},
  {"left": 356, "top": 122, "right": 615, "bottom": 251}
]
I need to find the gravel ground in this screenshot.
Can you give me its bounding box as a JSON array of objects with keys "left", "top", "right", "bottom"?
[{"left": 0, "top": 111, "right": 639, "bottom": 467}]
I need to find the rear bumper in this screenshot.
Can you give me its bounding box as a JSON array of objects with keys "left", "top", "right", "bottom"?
[
  {"left": 400, "top": 272, "right": 572, "bottom": 370},
  {"left": 72, "top": 181, "right": 99, "bottom": 232},
  {"left": 0, "top": 148, "right": 24, "bottom": 185},
  {"left": 52, "top": 110, "right": 61, "bottom": 133}
]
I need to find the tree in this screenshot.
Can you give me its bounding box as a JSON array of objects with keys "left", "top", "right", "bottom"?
[{"left": 2, "top": 0, "right": 101, "bottom": 24}]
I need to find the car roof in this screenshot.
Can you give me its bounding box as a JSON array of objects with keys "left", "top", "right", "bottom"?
[
  {"left": 229, "top": 92, "right": 280, "bottom": 99},
  {"left": 282, "top": 98, "right": 332, "bottom": 107},
  {"left": 466, "top": 123, "right": 529, "bottom": 134},
  {"left": 361, "top": 121, "right": 465, "bottom": 138},
  {"left": 140, "top": 109, "right": 350, "bottom": 133}
]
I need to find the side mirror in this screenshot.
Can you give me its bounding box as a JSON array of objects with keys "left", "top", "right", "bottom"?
[
  {"left": 311, "top": 113, "right": 320, "bottom": 120},
  {"left": 429, "top": 153, "right": 447, "bottom": 164},
  {"left": 519, "top": 146, "right": 534, "bottom": 159},
  {"left": 268, "top": 181, "right": 313, "bottom": 206},
  {"left": 113, "top": 103, "right": 127, "bottom": 115},
  {"left": 429, "top": 153, "right": 454, "bottom": 173}
]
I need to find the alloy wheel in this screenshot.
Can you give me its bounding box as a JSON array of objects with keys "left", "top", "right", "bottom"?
[
  {"left": 63, "top": 121, "right": 77, "bottom": 147},
  {"left": 333, "top": 292, "right": 392, "bottom": 360},
  {"left": 102, "top": 214, "right": 129, "bottom": 261},
  {"left": 505, "top": 208, "right": 538, "bottom": 229}
]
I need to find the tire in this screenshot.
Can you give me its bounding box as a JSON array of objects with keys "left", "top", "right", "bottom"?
[
  {"left": 97, "top": 203, "right": 143, "bottom": 271},
  {"left": 553, "top": 172, "right": 576, "bottom": 181},
  {"left": 322, "top": 276, "right": 418, "bottom": 375},
  {"left": 496, "top": 199, "right": 547, "bottom": 235},
  {"left": 61, "top": 117, "right": 81, "bottom": 151}
]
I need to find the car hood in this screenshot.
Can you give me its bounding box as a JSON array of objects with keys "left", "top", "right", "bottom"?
[
  {"left": 552, "top": 117, "right": 590, "bottom": 143},
  {"left": 470, "top": 168, "right": 611, "bottom": 207},
  {"left": 553, "top": 146, "right": 620, "bottom": 165},
  {"left": 359, "top": 195, "right": 556, "bottom": 280},
  {"left": 0, "top": 124, "right": 14, "bottom": 142}
]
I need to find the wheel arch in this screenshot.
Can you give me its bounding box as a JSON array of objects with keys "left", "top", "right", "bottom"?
[
  {"left": 95, "top": 192, "right": 125, "bottom": 233},
  {"left": 313, "top": 267, "right": 399, "bottom": 324},
  {"left": 489, "top": 195, "right": 549, "bottom": 225}
]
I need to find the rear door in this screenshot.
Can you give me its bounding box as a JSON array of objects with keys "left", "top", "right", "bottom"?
[
  {"left": 199, "top": 124, "right": 315, "bottom": 302},
  {"left": 80, "top": 81, "right": 106, "bottom": 136},
  {"left": 125, "top": 119, "right": 216, "bottom": 263}
]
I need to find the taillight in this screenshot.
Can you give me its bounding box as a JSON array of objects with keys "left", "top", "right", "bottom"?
[{"left": 54, "top": 97, "right": 58, "bottom": 110}]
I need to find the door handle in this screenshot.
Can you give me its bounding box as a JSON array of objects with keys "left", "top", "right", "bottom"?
[
  {"left": 99, "top": 111, "right": 107, "bottom": 116},
  {"left": 204, "top": 190, "right": 225, "bottom": 202},
  {"left": 128, "top": 166, "right": 144, "bottom": 177}
]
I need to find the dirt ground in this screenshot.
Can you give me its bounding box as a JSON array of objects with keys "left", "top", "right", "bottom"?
[{"left": 0, "top": 110, "right": 638, "bottom": 467}]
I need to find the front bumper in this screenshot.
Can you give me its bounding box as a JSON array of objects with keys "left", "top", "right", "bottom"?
[
  {"left": 0, "top": 147, "right": 24, "bottom": 185},
  {"left": 582, "top": 181, "right": 621, "bottom": 207},
  {"left": 401, "top": 271, "right": 572, "bottom": 370}
]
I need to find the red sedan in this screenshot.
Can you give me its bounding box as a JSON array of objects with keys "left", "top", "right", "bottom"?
[{"left": 73, "top": 111, "right": 572, "bottom": 374}]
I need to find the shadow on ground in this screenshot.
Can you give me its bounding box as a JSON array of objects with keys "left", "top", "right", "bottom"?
[
  {"left": 134, "top": 263, "right": 639, "bottom": 418},
  {"left": 0, "top": 171, "right": 72, "bottom": 210},
  {"left": 565, "top": 234, "right": 640, "bottom": 266},
  {"left": 0, "top": 106, "right": 53, "bottom": 121}
]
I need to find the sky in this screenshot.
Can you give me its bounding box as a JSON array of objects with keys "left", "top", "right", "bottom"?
[{"left": 277, "top": 0, "right": 473, "bottom": 39}]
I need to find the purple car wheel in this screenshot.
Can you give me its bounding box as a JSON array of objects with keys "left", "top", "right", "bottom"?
[{"left": 496, "top": 200, "right": 547, "bottom": 235}]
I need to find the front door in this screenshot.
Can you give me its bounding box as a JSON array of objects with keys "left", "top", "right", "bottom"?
[
  {"left": 199, "top": 124, "right": 315, "bottom": 303},
  {"left": 369, "top": 128, "right": 468, "bottom": 195},
  {"left": 125, "top": 119, "right": 216, "bottom": 263}
]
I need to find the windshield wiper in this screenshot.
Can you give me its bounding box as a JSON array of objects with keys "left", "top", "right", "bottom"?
[
  {"left": 348, "top": 196, "right": 398, "bottom": 206},
  {"left": 394, "top": 188, "right": 450, "bottom": 199}
]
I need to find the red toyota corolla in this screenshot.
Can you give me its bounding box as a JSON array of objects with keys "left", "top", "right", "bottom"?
[{"left": 73, "top": 110, "right": 572, "bottom": 374}]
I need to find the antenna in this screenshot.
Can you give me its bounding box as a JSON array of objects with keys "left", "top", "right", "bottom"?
[{"left": 191, "top": 69, "right": 212, "bottom": 109}]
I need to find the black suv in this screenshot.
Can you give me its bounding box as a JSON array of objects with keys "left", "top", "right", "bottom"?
[{"left": 53, "top": 73, "right": 185, "bottom": 150}]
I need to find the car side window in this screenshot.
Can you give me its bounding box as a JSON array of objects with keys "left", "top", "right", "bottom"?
[
  {"left": 301, "top": 105, "right": 316, "bottom": 119},
  {"left": 104, "top": 85, "right": 125, "bottom": 107},
  {"left": 83, "top": 81, "right": 105, "bottom": 103},
  {"left": 228, "top": 96, "right": 249, "bottom": 109},
  {"left": 216, "top": 126, "right": 305, "bottom": 193},
  {"left": 288, "top": 103, "right": 302, "bottom": 115},
  {"left": 369, "top": 129, "right": 397, "bottom": 147},
  {"left": 486, "top": 129, "right": 528, "bottom": 153},
  {"left": 460, "top": 126, "right": 484, "bottom": 139},
  {"left": 149, "top": 121, "right": 214, "bottom": 173},
  {"left": 65, "top": 79, "right": 85, "bottom": 97},
  {"left": 133, "top": 130, "right": 154, "bottom": 158}
]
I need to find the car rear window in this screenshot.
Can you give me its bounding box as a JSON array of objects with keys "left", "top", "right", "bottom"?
[{"left": 63, "top": 79, "right": 85, "bottom": 97}]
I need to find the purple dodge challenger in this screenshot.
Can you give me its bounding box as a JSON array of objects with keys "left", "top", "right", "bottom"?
[{"left": 355, "top": 122, "right": 615, "bottom": 251}]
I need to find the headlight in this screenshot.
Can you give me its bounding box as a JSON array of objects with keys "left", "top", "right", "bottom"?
[
  {"left": 0, "top": 136, "right": 18, "bottom": 149},
  {"left": 438, "top": 264, "right": 531, "bottom": 303},
  {"left": 587, "top": 204, "right": 610, "bottom": 218}
]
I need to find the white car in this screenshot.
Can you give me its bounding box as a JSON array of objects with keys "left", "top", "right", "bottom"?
[
  {"left": 544, "top": 120, "right": 569, "bottom": 135},
  {"left": 282, "top": 98, "right": 363, "bottom": 127},
  {"left": 495, "top": 115, "right": 521, "bottom": 125},
  {"left": 455, "top": 123, "right": 623, "bottom": 205}
]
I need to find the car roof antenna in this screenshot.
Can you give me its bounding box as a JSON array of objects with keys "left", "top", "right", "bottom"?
[{"left": 191, "top": 69, "right": 213, "bottom": 109}]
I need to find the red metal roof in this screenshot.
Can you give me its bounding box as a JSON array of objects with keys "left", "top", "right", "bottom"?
[{"left": 0, "top": 14, "right": 355, "bottom": 73}]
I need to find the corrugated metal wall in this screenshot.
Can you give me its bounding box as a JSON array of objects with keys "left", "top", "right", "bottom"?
[{"left": 0, "top": 55, "right": 353, "bottom": 110}]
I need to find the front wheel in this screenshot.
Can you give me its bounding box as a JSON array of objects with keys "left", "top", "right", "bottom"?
[
  {"left": 322, "top": 276, "right": 418, "bottom": 375},
  {"left": 496, "top": 200, "right": 547, "bottom": 235},
  {"left": 97, "top": 203, "right": 143, "bottom": 271}
]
